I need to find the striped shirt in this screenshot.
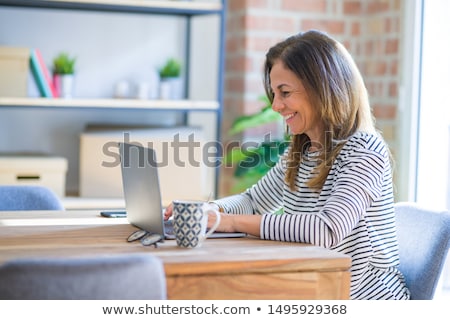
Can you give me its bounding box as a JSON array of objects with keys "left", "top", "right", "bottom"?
[{"left": 215, "top": 131, "right": 410, "bottom": 300}]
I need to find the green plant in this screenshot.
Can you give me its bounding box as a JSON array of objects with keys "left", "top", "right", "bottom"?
[
  {"left": 225, "top": 95, "right": 290, "bottom": 193},
  {"left": 159, "top": 58, "right": 181, "bottom": 78},
  {"left": 53, "top": 52, "right": 76, "bottom": 75}
]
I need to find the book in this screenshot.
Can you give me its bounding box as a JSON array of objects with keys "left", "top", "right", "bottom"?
[
  {"left": 35, "top": 48, "right": 57, "bottom": 97},
  {"left": 29, "top": 48, "right": 53, "bottom": 98}
]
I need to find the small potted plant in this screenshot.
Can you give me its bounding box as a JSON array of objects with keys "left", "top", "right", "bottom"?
[
  {"left": 52, "top": 52, "right": 76, "bottom": 98},
  {"left": 158, "top": 58, "right": 182, "bottom": 99}
]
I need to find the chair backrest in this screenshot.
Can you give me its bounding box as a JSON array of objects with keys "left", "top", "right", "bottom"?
[
  {"left": 0, "top": 253, "right": 167, "bottom": 300},
  {"left": 0, "top": 185, "right": 64, "bottom": 210},
  {"left": 394, "top": 202, "right": 450, "bottom": 300}
]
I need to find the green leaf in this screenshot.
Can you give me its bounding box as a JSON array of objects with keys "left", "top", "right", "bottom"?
[
  {"left": 228, "top": 106, "right": 281, "bottom": 136},
  {"left": 226, "top": 95, "right": 290, "bottom": 193},
  {"left": 53, "top": 52, "right": 76, "bottom": 75},
  {"left": 224, "top": 147, "right": 255, "bottom": 165},
  {"left": 159, "top": 58, "right": 181, "bottom": 78}
]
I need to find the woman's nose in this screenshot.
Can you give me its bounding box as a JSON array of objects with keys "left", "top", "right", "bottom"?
[{"left": 271, "top": 95, "right": 283, "bottom": 113}]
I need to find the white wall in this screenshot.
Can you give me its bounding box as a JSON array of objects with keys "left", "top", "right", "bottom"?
[
  {"left": 0, "top": 7, "right": 219, "bottom": 195},
  {"left": 397, "top": 0, "right": 422, "bottom": 203},
  {"left": 416, "top": 0, "right": 450, "bottom": 211},
  {"left": 414, "top": 0, "right": 450, "bottom": 294}
]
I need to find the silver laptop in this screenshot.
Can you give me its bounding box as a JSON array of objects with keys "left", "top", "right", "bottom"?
[{"left": 119, "top": 142, "right": 246, "bottom": 239}]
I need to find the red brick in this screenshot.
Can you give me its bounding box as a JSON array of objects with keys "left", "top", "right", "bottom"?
[
  {"left": 222, "top": 101, "right": 242, "bottom": 126},
  {"left": 226, "top": 36, "right": 246, "bottom": 53},
  {"left": 226, "top": 76, "right": 246, "bottom": 93},
  {"left": 372, "top": 104, "right": 397, "bottom": 120},
  {"left": 247, "top": 36, "right": 276, "bottom": 51},
  {"left": 228, "top": 0, "right": 270, "bottom": 11},
  {"left": 222, "top": 0, "right": 403, "bottom": 196},
  {"left": 366, "top": 81, "right": 385, "bottom": 97},
  {"left": 367, "top": 0, "right": 390, "bottom": 13},
  {"left": 281, "top": 0, "right": 327, "bottom": 12},
  {"left": 351, "top": 21, "right": 361, "bottom": 36},
  {"left": 227, "top": 56, "right": 253, "bottom": 72},
  {"left": 385, "top": 38, "right": 399, "bottom": 54},
  {"left": 376, "top": 61, "right": 387, "bottom": 75},
  {"left": 302, "top": 19, "right": 346, "bottom": 34},
  {"left": 343, "top": 1, "right": 363, "bottom": 14},
  {"left": 245, "top": 15, "right": 269, "bottom": 30},
  {"left": 244, "top": 15, "right": 296, "bottom": 33},
  {"left": 384, "top": 17, "right": 392, "bottom": 33},
  {"left": 390, "top": 60, "right": 398, "bottom": 75},
  {"left": 272, "top": 17, "right": 296, "bottom": 32},
  {"left": 388, "top": 82, "right": 398, "bottom": 97},
  {"left": 246, "top": 0, "right": 269, "bottom": 9},
  {"left": 365, "top": 39, "right": 384, "bottom": 55},
  {"left": 226, "top": 14, "right": 246, "bottom": 33},
  {"left": 228, "top": 0, "right": 246, "bottom": 11},
  {"left": 342, "top": 40, "right": 355, "bottom": 53}
]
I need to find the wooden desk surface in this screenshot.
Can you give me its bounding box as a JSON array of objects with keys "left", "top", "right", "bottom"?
[{"left": 0, "top": 210, "right": 351, "bottom": 299}]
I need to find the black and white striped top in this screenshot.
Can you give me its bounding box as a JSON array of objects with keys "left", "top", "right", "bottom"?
[{"left": 215, "top": 131, "right": 410, "bottom": 300}]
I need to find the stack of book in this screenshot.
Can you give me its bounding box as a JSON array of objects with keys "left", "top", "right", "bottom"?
[{"left": 29, "top": 48, "right": 57, "bottom": 98}]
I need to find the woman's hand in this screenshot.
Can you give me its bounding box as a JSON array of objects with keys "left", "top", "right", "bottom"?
[
  {"left": 207, "top": 211, "right": 262, "bottom": 236},
  {"left": 164, "top": 203, "right": 173, "bottom": 220},
  {"left": 166, "top": 201, "right": 218, "bottom": 221},
  {"left": 207, "top": 211, "right": 235, "bottom": 233}
]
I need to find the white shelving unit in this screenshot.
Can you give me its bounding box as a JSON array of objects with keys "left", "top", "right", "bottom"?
[
  {"left": 0, "top": 0, "right": 226, "bottom": 207},
  {"left": 0, "top": 97, "right": 219, "bottom": 110}
]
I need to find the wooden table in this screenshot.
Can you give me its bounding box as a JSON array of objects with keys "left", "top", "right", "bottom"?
[{"left": 0, "top": 211, "right": 351, "bottom": 299}]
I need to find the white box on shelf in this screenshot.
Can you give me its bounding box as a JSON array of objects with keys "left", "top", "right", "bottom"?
[
  {"left": 0, "top": 155, "right": 68, "bottom": 197},
  {"left": 0, "top": 46, "right": 29, "bottom": 97},
  {"left": 79, "top": 126, "right": 210, "bottom": 206}
]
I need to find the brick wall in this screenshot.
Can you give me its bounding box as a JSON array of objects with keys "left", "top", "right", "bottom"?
[{"left": 220, "top": 0, "right": 403, "bottom": 197}]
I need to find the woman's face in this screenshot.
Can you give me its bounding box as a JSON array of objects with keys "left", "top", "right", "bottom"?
[{"left": 270, "top": 60, "right": 324, "bottom": 144}]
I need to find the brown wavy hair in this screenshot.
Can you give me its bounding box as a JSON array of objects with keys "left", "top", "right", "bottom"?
[{"left": 263, "top": 30, "right": 376, "bottom": 191}]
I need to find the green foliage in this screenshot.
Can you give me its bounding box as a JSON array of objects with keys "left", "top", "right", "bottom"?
[
  {"left": 225, "top": 95, "right": 290, "bottom": 193},
  {"left": 159, "top": 58, "right": 181, "bottom": 78},
  {"left": 53, "top": 52, "right": 76, "bottom": 75},
  {"left": 228, "top": 96, "right": 281, "bottom": 135}
]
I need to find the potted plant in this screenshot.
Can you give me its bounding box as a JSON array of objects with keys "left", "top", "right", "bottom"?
[
  {"left": 225, "top": 95, "right": 290, "bottom": 193},
  {"left": 158, "top": 58, "right": 182, "bottom": 99},
  {"left": 52, "top": 52, "right": 76, "bottom": 98}
]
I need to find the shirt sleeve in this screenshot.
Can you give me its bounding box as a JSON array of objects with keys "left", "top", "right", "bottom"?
[
  {"left": 213, "top": 155, "right": 286, "bottom": 215},
  {"left": 261, "top": 141, "right": 388, "bottom": 248}
]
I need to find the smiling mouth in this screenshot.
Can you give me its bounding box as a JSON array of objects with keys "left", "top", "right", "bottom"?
[{"left": 284, "top": 112, "right": 297, "bottom": 121}]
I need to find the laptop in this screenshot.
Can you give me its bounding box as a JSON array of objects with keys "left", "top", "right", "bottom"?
[{"left": 119, "top": 142, "right": 246, "bottom": 240}]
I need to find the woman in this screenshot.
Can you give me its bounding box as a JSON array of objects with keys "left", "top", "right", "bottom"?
[{"left": 166, "top": 30, "right": 410, "bottom": 300}]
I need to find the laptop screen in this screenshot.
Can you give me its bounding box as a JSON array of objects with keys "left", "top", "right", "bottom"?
[{"left": 119, "top": 142, "right": 166, "bottom": 236}]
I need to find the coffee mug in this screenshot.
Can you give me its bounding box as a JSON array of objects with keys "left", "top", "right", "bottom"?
[{"left": 172, "top": 200, "right": 221, "bottom": 248}]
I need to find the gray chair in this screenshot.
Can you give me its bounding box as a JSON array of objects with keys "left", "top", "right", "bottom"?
[
  {"left": 395, "top": 202, "right": 450, "bottom": 300},
  {"left": 0, "top": 185, "right": 64, "bottom": 210},
  {"left": 0, "top": 253, "right": 167, "bottom": 300}
]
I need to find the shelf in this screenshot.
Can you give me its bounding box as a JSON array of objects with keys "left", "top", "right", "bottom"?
[
  {"left": 0, "top": 97, "right": 219, "bottom": 111},
  {"left": 0, "top": 0, "right": 225, "bottom": 198},
  {"left": 62, "top": 196, "right": 125, "bottom": 210},
  {"left": 0, "top": 0, "right": 222, "bottom": 15}
]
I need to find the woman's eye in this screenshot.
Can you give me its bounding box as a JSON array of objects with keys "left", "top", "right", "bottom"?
[{"left": 281, "top": 91, "right": 290, "bottom": 97}]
